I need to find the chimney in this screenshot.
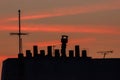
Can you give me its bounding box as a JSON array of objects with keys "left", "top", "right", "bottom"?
[
  {"left": 61, "top": 35, "right": 68, "bottom": 57},
  {"left": 47, "top": 46, "right": 52, "bottom": 57},
  {"left": 82, "top": 50, "right": 87, "bottom": 58},
  {"left": 26, "top": 50, "right": 32, "bottom": 58},
  {"left": 33, "top": 45, "right": 38, "bottom": 57},
  {"left": 18, "top": 53, "right": 24, "bottom": 59},
  {"left": 40, "top": 50, "right": 45, "bottom": 57},
  {"left": 75, "top": 45, "right": 80, "bottom": 57},
  {"left": 69, "top": 50, "right": 74, "bottom": 57},
  {"left": 55, "top": 49, "right": 60, "bottom": 57}
]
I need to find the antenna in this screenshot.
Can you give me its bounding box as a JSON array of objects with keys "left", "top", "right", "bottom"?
[
  {"left": 97, "top": 50, "right": 113, "bottom": 59},
  {"left": 10, "top": 10, "right": 28, "bottom": 57}
]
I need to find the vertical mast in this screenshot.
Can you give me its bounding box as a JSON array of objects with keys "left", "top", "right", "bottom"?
[
  {"left": 18, "top": 10, "right": 22, "bottom": 54},
  {"left": 10, "top": 10, "right": 28, "bottom": 58}
]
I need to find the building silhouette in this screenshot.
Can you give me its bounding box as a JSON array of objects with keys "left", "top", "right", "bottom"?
[{"left": 1, "top": 35, "right": 120, "bottom": 80}]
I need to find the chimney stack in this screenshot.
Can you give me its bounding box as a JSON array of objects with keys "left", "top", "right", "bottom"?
[
  {"left": 69, "top": 50, "right": 74, "bottom": 57},
  {"left": 82, "top": 50, "right": 87, "bottom": 58},
  {"left": 18, "top": 53, "right": 24, "bottom": 59},
  {"left": 33, "top": 45, "right": 38, "bottom": 57},
  {"left": 61, "top": 35, "right": 68, "bottom": 57},
  {"left": 75, "top": 45, "right": 80, "bottom": 57},
  {"left": 40, "top": 50, "right": 45, "bottom": 57},
  {"left": 55, "top": 49, "right": 60, "bottom": 57},
  {"left": 47, "top": 46, "right": 52, "bottom": 57},
  {"left": 26, "top": 50, "right": 32, "bottom": 58}
]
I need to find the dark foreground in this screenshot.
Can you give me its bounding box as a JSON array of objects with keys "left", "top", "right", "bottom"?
[{"left": 2, "top": 57, "right": 120, "bottom": 80}]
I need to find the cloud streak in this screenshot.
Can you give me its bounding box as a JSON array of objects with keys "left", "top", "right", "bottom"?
[
  {"left": 6, "top": 1, "right": 120, "bottom": 21},
  {"left": 0, "top": 24, "right": 119, "bottom": 35},
  {"left": 26, "top": 37, "right": 96, "bottom": 47}
]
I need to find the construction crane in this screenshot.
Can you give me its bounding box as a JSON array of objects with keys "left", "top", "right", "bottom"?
[{"left": 97, "top": 50, "right": 113, "bottom": 59}]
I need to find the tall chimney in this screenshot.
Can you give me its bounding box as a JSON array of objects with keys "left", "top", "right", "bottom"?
[
  {"left": 75, "top": 45, "right": 80, "bottom": 57},
  {"left": 33, "top": 45, "right": 38, "bottom": 57},
  {"left": 61, "top": 35, "right": 68, "bottom": 57}
]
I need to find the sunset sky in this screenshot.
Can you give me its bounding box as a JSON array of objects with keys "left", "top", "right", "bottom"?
[{"left": 0, "top": 0, "right": 120, "bottom": 77}]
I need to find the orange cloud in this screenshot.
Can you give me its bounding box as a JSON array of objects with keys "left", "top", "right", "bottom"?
[
  {"left": 7, "top": 1, "right": 120, "bottom": 21},
  {"left": 0, "top": 25, "right": 17, "bottom": 31},
  {"left": 0, "top": 24, "right": 120, "bottom": 35},
  {"left": 26, "top": 37, "right": 96, "bottom": 47},
  {"left": 20, "top": 25, "right": 120, "bottom": 35}
]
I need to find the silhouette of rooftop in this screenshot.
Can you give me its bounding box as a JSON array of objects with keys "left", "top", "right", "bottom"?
[{"left": 1, "top": 35, "right": 120, "bottom": 80}]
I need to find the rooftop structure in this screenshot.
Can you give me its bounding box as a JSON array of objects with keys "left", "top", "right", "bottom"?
[{"left": 1, "top": 35, "right": 120, "bottom": 80}]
